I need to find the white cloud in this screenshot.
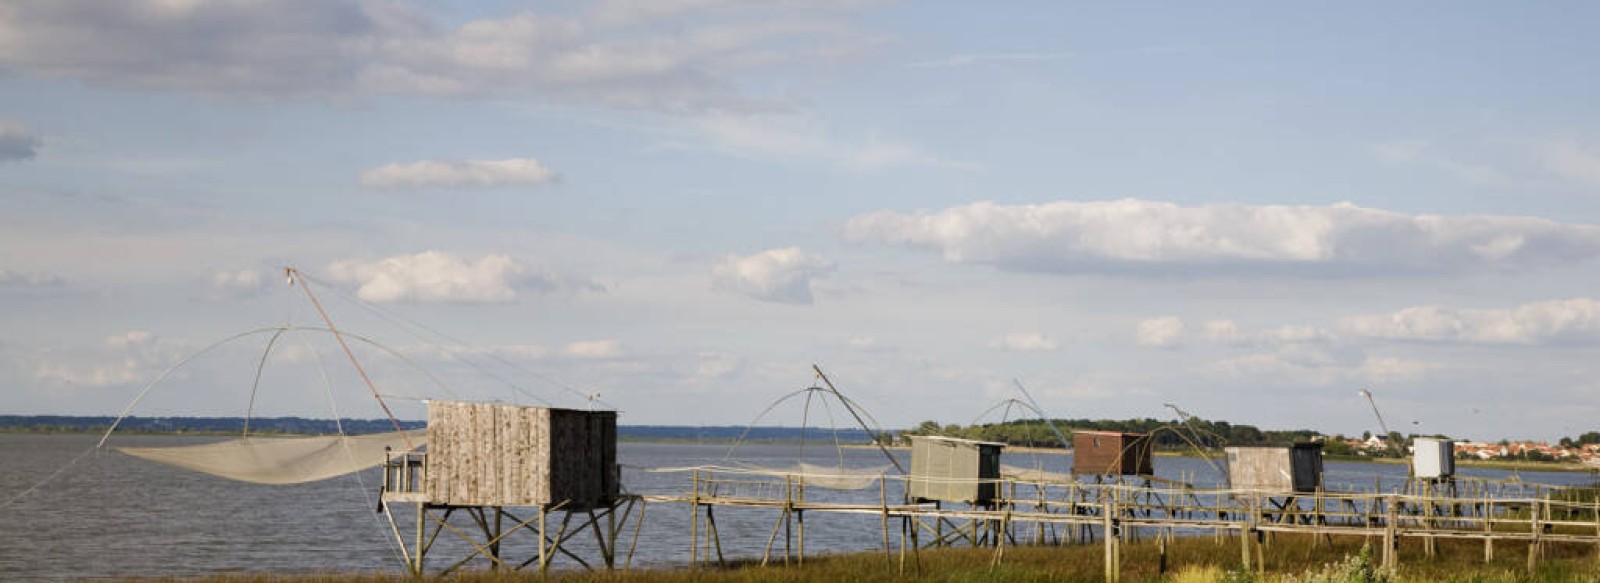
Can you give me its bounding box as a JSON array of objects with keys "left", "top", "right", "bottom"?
[
  {"left": 0, "top": 1, "right": 871, "bottom": 112},
  {"left": 1207, "top": 344, "right": 1430, "bottom": 386},
  {"left": 562, "top": 340, "right": 622, "bottom": 359},
  {"left": 694, "top": 113, "right": 969, "bottom": 170},
  {"left": 1201, "top": 320, "right": 1240, "bottom": 344},
  {"left": 34, "top": 330, "right": 186, "bottom": 388},
  {"left": 1339, "top": 298, "right": 1600, "bottom": 345},
  {"left": 0, "top": 120, "right": 41, "bottom": 161},
  {"left": 711, "top": 247, "right": 834, "bottom": 305},
  {"left": 1543, "top": 140, "right": 1600, "bottom": 187},
  {"left": 1136, "top": 317, "right": 1184, "bottom": 348},
  {"left": 845, "top": 336, "right": 879, "bottom": 350},
  {"left": 689, "top": 351, "right": 740, "bottom": 379},
  {"left": 990, "top": 332, "right": 1058, "bottom": 352},
  {"left": 208, "top": 269, "right": 270, "bottom": 298},
  {"left": 327, "top": 251, "right": 580, "bottom": 304},
  {"left": 360, "top": 158, "right": 557, "bottom": 190},
  {"left": 843, "top": 199, "right": 1600, "bottom": 275}
]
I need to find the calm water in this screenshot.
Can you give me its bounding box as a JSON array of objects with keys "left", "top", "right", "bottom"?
[{"left": 2, "top": 434, "right": 1595, "bottom": 580}]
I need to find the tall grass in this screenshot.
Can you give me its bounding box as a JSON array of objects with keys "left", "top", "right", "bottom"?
[{"left": 126, "top": 532, "right": 1600, "bottom": 583}]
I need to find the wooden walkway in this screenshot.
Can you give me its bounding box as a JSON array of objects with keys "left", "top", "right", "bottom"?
[{"left": 644, "top": 467, "right": 1600, "bottom": 582}]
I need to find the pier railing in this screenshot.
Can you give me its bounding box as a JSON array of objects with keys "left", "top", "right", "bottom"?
[
  {"left": 655, "top": 465, "right": 1600, "bottom": 578},
  {"left": 381, "top": 450, "right": 427, "bottom": 502}
]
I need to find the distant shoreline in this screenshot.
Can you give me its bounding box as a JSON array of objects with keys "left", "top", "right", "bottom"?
[{"left": 5, "top": 420, "right": 1594, "bottom": 475}]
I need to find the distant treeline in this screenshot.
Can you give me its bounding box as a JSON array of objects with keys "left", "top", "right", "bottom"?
[
  {"left": 0, "top": 415, "right": 875, "bottom": 443},
  {"left": 0, "top": 415, "right": 426, "bottom": 435},
  {"left": 901, "top": 417, "right": 1319, "bottom": 449}
]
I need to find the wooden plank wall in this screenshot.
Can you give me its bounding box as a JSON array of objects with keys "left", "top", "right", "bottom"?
[
  {"left": 1074, "top": 431, "right": 1155, "bottom": 476},
  {"left": 908, "top": 436, "right": 1001, "bottom": 503},
  {"left": 1225, "top": 446, "right": 1293, "bottom": 491},
  {"left": 425, "top": 401, "right": 614, "bottom": 508}
]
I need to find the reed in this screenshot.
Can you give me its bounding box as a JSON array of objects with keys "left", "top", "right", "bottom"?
[{"left": 123, "top": 532, "right": 1600, "bottom": 583}]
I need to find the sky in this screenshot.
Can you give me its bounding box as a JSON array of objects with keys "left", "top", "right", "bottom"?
[{"left": 2, "top": 1, "right": 1599, "bottom": 442}]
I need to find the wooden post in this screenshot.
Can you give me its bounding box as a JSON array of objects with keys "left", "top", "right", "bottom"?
[
  {"left": 706, "top": 505, "right": 726, "bottom": 567},
  {"left": 1423, "top": 490, "right": 1437, "bottom": 558},
  {"left": 797, "top": 509, "right": 806, "bottom": 566},
  {"left": 1240, "top": 516, "right": 1252, "bottom": 572},
  {"left": 538, "top": 506, "right": 549, "bottom": 575},
  {"left": 1485, "top": 495, "right": 1494, "bottom": 563},
  {"left": 689, "top": 469, "right": 700, "bottom": 570},
  {"left": 1158, "top": 531, "right": 1168, "bottom": 576},
  {"left": 1383, "top": 495, "right": 1398, "bottom": 571},
  {"left": 1528, "top": 499, "right": 1541, "bottom": 574},
  {"left": 489, "top": 509, "right": 503, "bottom": 569},
  {"left": 881, "top": 477, "right": 892, "bottom": 566},
  {"left": 1103, "top": 498, "right": 1119, "bottom": 583},
  {"left": 414, "top": 503, "right": 426, "bottom": 575}
]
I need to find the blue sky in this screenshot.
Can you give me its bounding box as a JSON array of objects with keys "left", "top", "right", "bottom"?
[{"left": 3, "top": 1, "right": 1599, "bottom": 442}]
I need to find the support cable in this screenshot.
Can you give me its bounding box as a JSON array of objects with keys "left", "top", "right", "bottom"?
[
  {"left": 812, "top": 364, "right": 905, "bottom": 475},
  {"left": 287, "top": 268, "right": 412, "bottom": 450}
]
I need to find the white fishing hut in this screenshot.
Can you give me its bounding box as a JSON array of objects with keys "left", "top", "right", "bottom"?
[
  {"left": 908, "top": 435, "right": 1004, "bottom": 504},
  {"left": 1411, "top": 437, "right": 1456, "bottom": 480}
]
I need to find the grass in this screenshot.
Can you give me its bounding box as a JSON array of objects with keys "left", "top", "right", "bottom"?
[{"left": 116, "top": 531, "right": 1600, "bottom": 583}]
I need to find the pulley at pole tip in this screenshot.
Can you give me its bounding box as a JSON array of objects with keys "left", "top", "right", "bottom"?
[{"left": 284, "top": 266, "right": 297, "bottom": 287}]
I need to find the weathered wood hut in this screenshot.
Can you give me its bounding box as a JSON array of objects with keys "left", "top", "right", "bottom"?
[
  {"left": 908, "top": 435, "right": 1004, "bottom": 504},
  {"left": 1411, "top": 437, "right": 1455, "bottom": 479},
  {"left": 1071, "top": 430, "right": 1155, "bottom": 476},
  {"left": 1224, "top": 443, "right": 1323, "bottom": 493},
  {"left": 421, "top": 401, "right": 618, "bottom": 509}
]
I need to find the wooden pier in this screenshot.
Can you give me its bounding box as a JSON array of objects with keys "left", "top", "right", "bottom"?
[{"left": 648, "top": 466, "right": 1600, "bottom": 581}]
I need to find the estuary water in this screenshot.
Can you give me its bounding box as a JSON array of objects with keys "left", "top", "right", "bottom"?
[{"left": 1, "top": 434, "right": 1594, "bottom": 581}]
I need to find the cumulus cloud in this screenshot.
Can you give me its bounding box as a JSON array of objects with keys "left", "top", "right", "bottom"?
[
  {"left": 842, "top": 200, "right": 1600, "bottom": 275},
  {"left": 562, "top": 340, "right": 622, "bottom": 359},
  {"left": 990, "top": 332, "right": 1058, "bottom": 351},
  {"left": 0, "top": 120, "right": 42, "bottom": 161},
  {"left": 35, "top": 330, "right": 186, "bottom": 388},
  {"left": 361, "top": 158, "right": 557, "bottom": 190},
  {"left": 0, "top": 1, "right": 870, "bottom": 112},
  {"left": 1207, "top": 346, "right": 1430, "bottom": 386},
  {"left": 1543, "top": 140, "right": 1600, "bottom": 187},
  {"left": 711, "top": 247, "right": 834, "bottom": 305},
  {"left": 1339, "top": 298, "right": 1600, "bottom": 345},
  {"left": 327, "top": 251, "right": 590, "bottom": 304},
  {"left": 1136, "top": 317, "right": 1185, "bottom": 348}
]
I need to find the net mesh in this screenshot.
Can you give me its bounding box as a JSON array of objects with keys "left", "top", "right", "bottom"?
[
  {"left": 742, "top": 462, "right": 890, "bottom": 490},
  {"left": 1000, "top": 464, "right": 1074, "bottom": 484},
  {"left": 117, "top": 431, "right": 424, "bottom": 485}
]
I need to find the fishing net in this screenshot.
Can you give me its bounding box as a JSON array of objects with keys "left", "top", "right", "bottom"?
[
  {"left": 1000, "top": 464, "right": 1074, "bottom": 484},
  {"left": 117, "top": 431, "right": 424, "bottom": 485},
  {"left": 745, "top": 462, "right": 890, "bottom": 490},
  {"left": 650, "top": 463, "right": 891, "bottom": 490}
]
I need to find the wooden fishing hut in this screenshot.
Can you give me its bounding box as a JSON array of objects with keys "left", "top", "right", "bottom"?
[
  {"left": 908, "top": 435, "right": 1004, "bottom": 505},
  {"left": 380, "top": 400, "right": 631, "bottom": 575},
  {"left": 1411, "top": 437, "right": 1455, "bottom": 480},
  {"left": 1224, "top": 443, "right": 1323, "bottom": 492},
  {"left": 1072, "top": 430, "right": 1154, "bottom": 477}
]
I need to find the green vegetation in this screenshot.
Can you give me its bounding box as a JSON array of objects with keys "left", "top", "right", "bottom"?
[
  {"left": 121, "top": 532, "right": 1600, "bottom": 582},
  {"left": 901, "top": 417, "right": 1321, "bottom": 450}
]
